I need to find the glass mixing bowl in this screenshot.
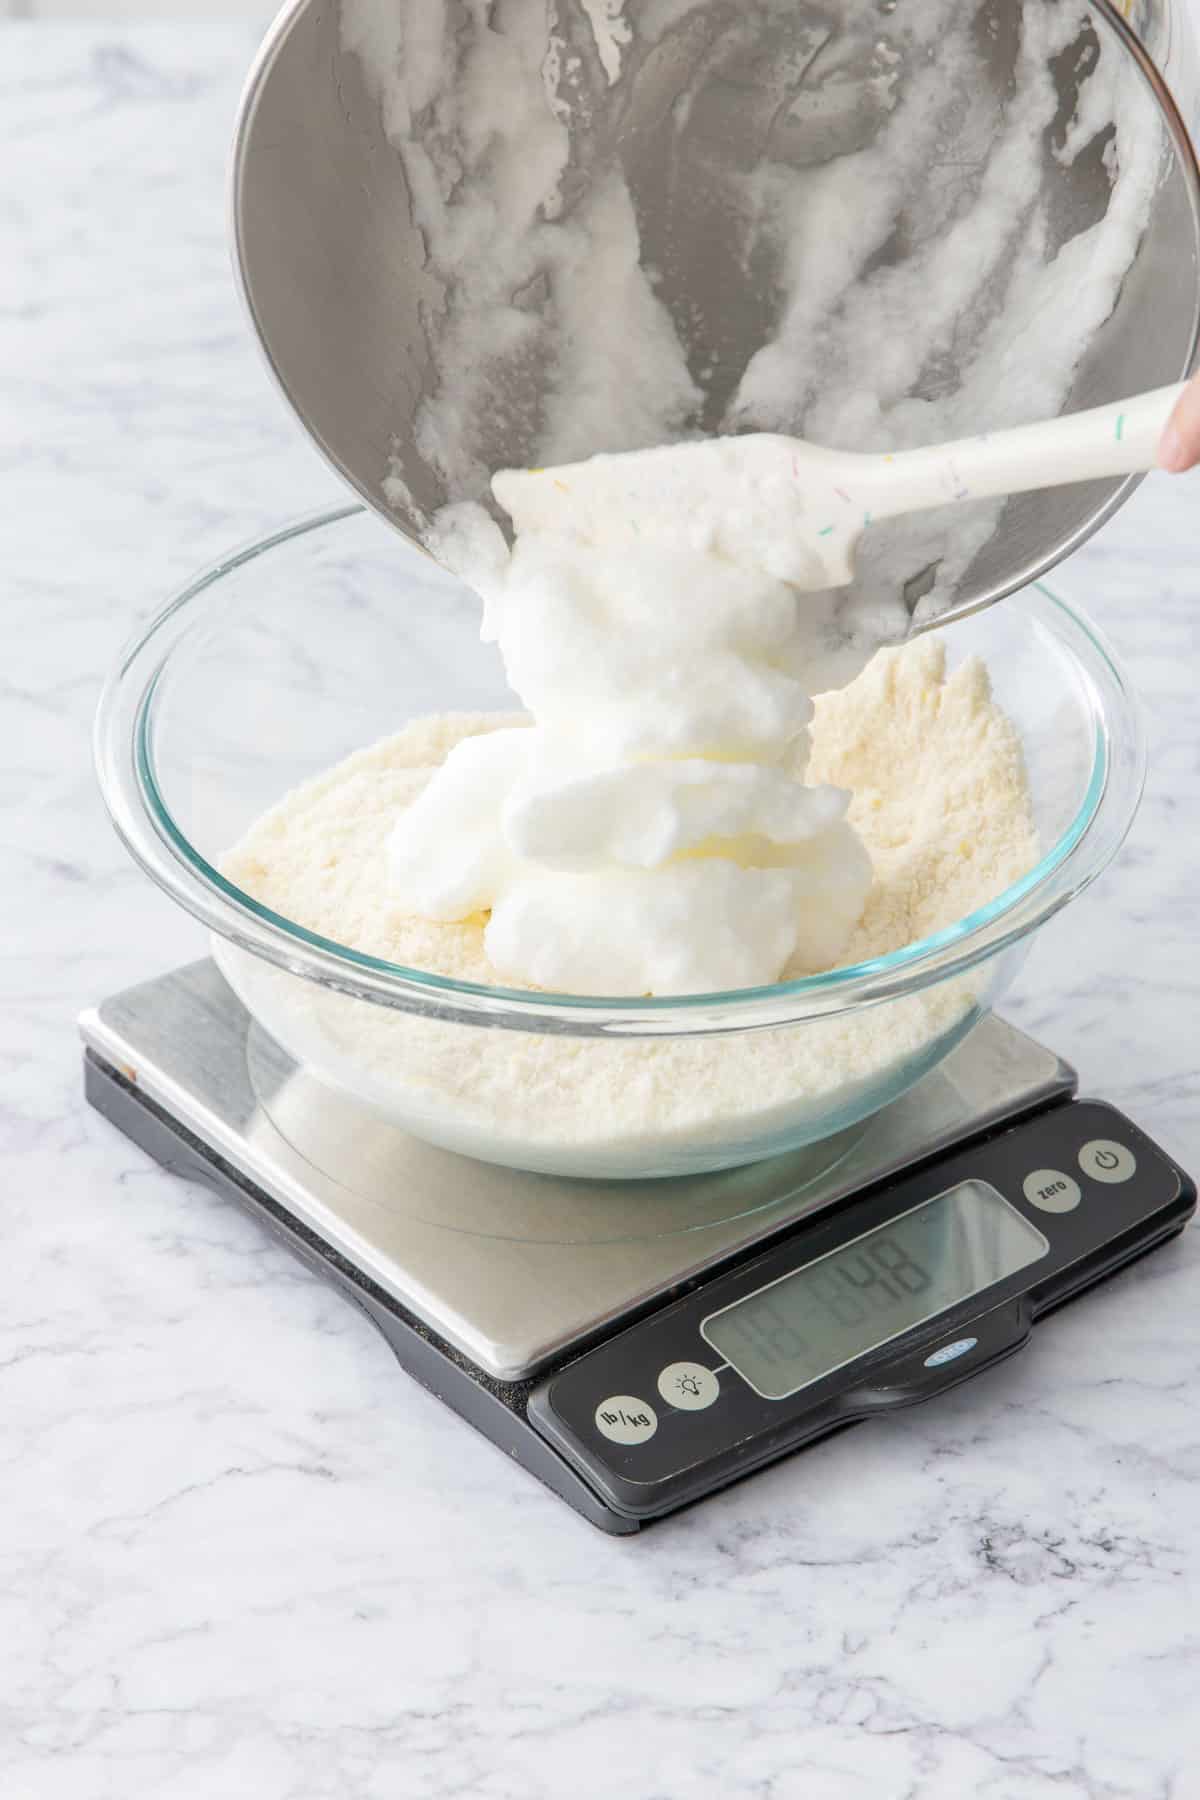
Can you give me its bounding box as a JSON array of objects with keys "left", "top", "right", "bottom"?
[{"left": 96, "top": 507, "right": 1143, "bottom": 1180}]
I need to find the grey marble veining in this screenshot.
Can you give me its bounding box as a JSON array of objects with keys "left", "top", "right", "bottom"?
[{"left": 5, "top": 18, "right": 1200, "bottom": 1799}]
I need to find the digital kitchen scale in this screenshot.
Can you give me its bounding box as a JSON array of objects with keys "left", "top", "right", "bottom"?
[{"left": 81, "top": 961, "right": 1195, "bottom": 1535}]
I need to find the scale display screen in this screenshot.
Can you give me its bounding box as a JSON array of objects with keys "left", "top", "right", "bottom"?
[{"left": 702, "top": 1180, "right": 1048, "bottom": 1400}]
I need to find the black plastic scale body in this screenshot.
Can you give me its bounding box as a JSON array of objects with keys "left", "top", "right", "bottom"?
[{"left": 82, "top": 964, "right": 1195, "bottom": 1535}]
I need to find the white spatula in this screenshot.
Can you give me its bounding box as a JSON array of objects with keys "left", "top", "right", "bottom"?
[{"left": 494, "top": 382, "right": 1187, "bottom": 595}]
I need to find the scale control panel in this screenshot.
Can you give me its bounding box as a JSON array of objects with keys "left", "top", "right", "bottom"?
[{"left": 527, "top": 1100, "right": 1194, "bottom": 1522}]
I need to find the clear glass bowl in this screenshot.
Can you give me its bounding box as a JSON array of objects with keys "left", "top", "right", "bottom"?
[{"left": 96, "top": 507, "right": 1143, "bottom": 1180}]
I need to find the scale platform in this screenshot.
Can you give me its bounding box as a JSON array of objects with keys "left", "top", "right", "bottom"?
[{"left": 82, "top": 962, "right": 1195, "bottom": 1535}]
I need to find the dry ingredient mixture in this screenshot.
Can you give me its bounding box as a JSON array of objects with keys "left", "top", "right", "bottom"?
[{"left": 221, "top": 637, "right": 1038, "bottom": 1160}]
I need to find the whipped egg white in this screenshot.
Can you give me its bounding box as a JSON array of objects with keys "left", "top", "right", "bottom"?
[{"left": 386, "top": 443, "right": 873, "bottom": 996}]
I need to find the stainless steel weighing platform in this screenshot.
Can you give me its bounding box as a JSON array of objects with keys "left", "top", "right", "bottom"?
[{"left": 81, "top": 962, "right": 1195, "bottom": 1534}]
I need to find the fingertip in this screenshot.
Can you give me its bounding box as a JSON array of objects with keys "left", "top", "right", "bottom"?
[{"left": 1158, "top": 425, "right": 1189, "bottom": 473}]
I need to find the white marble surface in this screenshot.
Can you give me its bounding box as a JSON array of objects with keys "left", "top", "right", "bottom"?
[
  {"left": 6, "top": 19, "right": 1200, "bottom": 1798},
  {"left": 2, "top": 1, "right": 274, "bottom": 16}
]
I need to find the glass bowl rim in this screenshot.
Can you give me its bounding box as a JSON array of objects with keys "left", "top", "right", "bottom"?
[{"left": 96, "top": 504, "right": 1145, "bottom": 1037}]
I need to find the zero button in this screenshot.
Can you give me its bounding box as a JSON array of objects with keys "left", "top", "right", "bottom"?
[{"left": 1023, "top": 1168, "right": 1082, "bottom": 1213}]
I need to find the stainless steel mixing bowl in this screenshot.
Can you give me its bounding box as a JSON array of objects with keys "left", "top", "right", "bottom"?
[{"left": 232, "top": 0, "right": 1200, "bottom": 630}]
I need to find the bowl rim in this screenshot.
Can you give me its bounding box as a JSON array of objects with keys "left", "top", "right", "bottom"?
[{"left": 95, "top": 504, "right": 1146, "bottom": 1037}]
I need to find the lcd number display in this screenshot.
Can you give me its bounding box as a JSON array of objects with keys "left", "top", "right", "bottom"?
[{"left": 702, "top": 1180, "right": 1047, "bottom": 1400}]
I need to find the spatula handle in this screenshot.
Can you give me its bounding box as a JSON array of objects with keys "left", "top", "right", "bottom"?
[{"left": 867, "top": 383, "right": 1188, "bottom": 519}]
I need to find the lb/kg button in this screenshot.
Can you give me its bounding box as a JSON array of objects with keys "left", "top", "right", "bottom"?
[{"left": 594, "top": 1396, "right": 657, "bottom": 1446}]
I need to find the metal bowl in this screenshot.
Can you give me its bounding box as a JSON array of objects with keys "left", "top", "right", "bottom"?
[{"left": 231, "top": 0, "right": 1200, "bottom": 631}]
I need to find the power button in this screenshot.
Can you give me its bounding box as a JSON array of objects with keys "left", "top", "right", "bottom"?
[{"left": 1079, "top": 1139, "right": 1137, "bottom": 1184}]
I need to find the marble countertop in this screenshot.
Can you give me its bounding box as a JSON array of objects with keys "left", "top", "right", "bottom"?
[{"left": 7, "top": 20, "right": 1200, "bottom": 1798}]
